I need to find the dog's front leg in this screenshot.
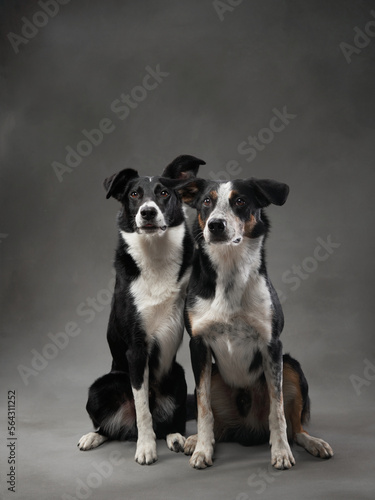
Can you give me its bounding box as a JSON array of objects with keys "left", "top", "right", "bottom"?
[
  {"left": 189, "top": 336, "right": 215, "bottom": 469},
  {"left": 263, "top": 340, "right": 295, "bottom": 469},
  {"left": 127, "top": 349, "right": 157, "bottom": 465}
]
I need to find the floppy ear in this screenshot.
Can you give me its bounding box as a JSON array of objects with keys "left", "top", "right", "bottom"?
[
  {"left": 176, "top": 178, "right": 207, "bottom": 207},
  {"left": 161, "top": 155, "right": 206, "bottom": 180},
  {"left": 160, "top": 177, "right": 207, "bottom": 208},
  {"left": 104, "top": 168, "right": 139, "bottom": 200},
  {"left": 251, "top": 178, "right": 290, "bottom": 207}
]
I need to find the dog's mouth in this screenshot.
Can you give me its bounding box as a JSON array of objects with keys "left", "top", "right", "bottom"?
[
  {"left": 206, "top": 233, "right": 243, "bottom": 245},
  {"left": 137, "top": 224, "right": 167, "bottom": 234},
  {"left": 208, "top": 238, "right": 242, "bottom": 245}
]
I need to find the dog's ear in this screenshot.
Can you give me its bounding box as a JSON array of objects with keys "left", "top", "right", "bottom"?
[
  {"left": 104, "top": 169, "right": 139, "bottom": 200},
  {"left": 251, "top": 178, "right": 290, "bottom": 207},
  {"left": 176, "top": 178, "right": 207, "bottom": 207},
  {"left": 161, "top": 155, "right": 206, "bottom": 180},
  {"left": 161, "top": 177, "right": 207, "bottom": 208}
]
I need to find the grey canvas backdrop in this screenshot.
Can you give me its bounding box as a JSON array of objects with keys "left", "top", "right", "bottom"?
[{"left": 0, "top": 1, "right": 374, "bottom": 499}]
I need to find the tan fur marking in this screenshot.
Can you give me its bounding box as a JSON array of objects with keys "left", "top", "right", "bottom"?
[
  {"left": 229, "top": 190, "right": 238, "bottom": 201},
  {"left": 209, "top": 190, "right": 218, "bottom": 201},
  {"left": 197, "top": 394, "right": 209, "bottom": 418},
  {"left": 196, "top": 363, "right": 212, "bottom": 420},
  {"left": 187, "top": 311, "right": 195, "bottom": 335},
  {"left": 244, "top": 214, "right": 257, "bottom": 238},
  {"left": 210, "top": 370, "right": 240, "bottom": 440},
  {"left": 198, "top": 214, "right": 205, "bottom": 232},
  {"left": 179, "top": 182, "right": 199, "bottom": 204},
  {"left": 188, "top": 305, "right": 216, "bottom": 338},
  {"left": 283, "top": 363, "right": 304, "bottom": 437}
]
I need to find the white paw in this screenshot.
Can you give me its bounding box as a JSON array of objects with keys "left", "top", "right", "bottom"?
[
  {"left": 296, "top": 433, "right": 334, "bottom": 459},
  {"left": 184, "top": 434, "right": 198, "bottom": 456},
  {"left": 189, "top": 446, "right": 213, "bottom": 469},
  {"left": 271, "top": 443, "right": 295, "bottom": 470},
  {"left": 307, "top": 438, "right": 333, "bottom": 458},
  {"left": 135, "top": 438, "right": 157, "bottom": 465},
  {"left": 78, "top": 432, "right": 108, "bottom": 451},
  {"left": 166, "top": 433, "right": 186, "bottom": 453}
]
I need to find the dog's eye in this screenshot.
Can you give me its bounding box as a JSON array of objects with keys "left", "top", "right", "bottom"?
[
  {"left": 203, "top": 197, "right": 211, "bottom": 207},
  {"left": 160, "top": 190, "right": 169, "bottom": 198},
  {"left": 130, "top": 192, "right": 139, "bottom": 199},
  {"left": 236, "top": 198, "right": 246, "bottom": 207}
]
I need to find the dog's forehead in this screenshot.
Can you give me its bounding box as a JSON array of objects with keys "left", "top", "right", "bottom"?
[
  {"left": 217, "top": 179, "right": 255, "bottom": 201},
  {"left": 206, "top": 181, "right": 234, "bottom": 202},
  {"left": 129, "top": 176, "right": 166, "bottom": 193}
]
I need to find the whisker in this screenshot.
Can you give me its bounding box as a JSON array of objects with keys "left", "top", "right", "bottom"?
[{"left": 193, "top": 232, "right": 204, "bottom": 244}]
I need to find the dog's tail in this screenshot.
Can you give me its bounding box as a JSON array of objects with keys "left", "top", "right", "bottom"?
[{"left": 186, "top": 393, "right": 196, "bottom": 421}]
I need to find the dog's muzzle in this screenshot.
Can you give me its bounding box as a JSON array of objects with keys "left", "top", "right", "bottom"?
[
  {"left": 136, "top": 203, "right": 167, "bottom": 234},
  {"left": 208, "top": 218, "right": 226, "bottom": 234},
  {"left": 205, "top": 217, "right": 242, "bottom": 245}
]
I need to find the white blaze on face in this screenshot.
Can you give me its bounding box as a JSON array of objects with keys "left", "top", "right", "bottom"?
[
  {"left": 204, "top": 182, "right": 244, "bottom": 244},
  {"left": 135, "top": 200, "right": 167, "bottom": 234}
]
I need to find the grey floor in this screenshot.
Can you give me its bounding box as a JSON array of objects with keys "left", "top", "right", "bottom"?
[
  {"left": 1, "top": 376, "right": 374, "bottom": 500},
  {"left": 1, "top": 0, "right": 375, "bottom": 499}
]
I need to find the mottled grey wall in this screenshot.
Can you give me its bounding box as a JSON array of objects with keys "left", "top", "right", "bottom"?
[{"left": 1, "top": 0, "right": 374, "bottom": 436}]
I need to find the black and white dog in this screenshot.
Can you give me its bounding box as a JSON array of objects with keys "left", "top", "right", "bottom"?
[
  {"left": 171, "top": 176, "right": 334, "bottom": 469},
  {"left": 78, "top": 155, "right": 205, "bottom": 465}
]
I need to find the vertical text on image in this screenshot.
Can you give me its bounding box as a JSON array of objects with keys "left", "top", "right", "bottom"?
[{"left": 6, "top": 390, "right": 17, "bottom": 493}]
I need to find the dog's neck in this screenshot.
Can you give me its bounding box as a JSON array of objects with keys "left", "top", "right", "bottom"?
[
  {"left": 199, "top": 235, "right": 266, "bottom": 316},
  {"left": 120, "top": 222, "right": 186, "bottom": 269},
  {"left": 203, "top": 235, "right": 264, "bottom": 282}
]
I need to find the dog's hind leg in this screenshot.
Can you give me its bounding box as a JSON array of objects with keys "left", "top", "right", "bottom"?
[
  {"left": 78, "top": 432, "right": 108, "bottom": 451},
  {"left": 283, "top": 356, "right": 333, "bottom": 459},
  {"left": 166, "top": 433, "right": 186, "bottom": 452},
  {"left": 184, "top": 434, "right": 198, "bottom": 455},
  {"left": 78, "top": 371, "right": 136, "bottom": 451},
  {"left": 153, "top": 362, "right": 188, "bottom": 454}
]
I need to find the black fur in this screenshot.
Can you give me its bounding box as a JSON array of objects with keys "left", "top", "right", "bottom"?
[
  {"left": 81, "top": 156, "right": 205, "bottom": 448},
  {"left": 169, "top": 175, "right": 323, "bottom": 468}
]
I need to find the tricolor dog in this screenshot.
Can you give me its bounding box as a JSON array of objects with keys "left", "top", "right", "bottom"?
[
  {"left": 171, "top": 176, "right": 334, "bottom": 469},
  {"left": 78, "top": 155, "right": 205, "bottom": 465}
]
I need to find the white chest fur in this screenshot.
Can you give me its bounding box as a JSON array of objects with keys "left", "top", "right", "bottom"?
[
  {"left": 191, "top": 237, "right": 273, "bottom": 388},
  {"left": 121, "top": 224, "right": 189, "bottom": 377}
]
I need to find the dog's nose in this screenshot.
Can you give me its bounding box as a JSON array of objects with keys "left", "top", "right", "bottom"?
[
  {"left": 208, "top": 219, "right": 226, "bottom": 234},
  {"left": 141, "top": 207, "right": 157, "bottom": 221}
]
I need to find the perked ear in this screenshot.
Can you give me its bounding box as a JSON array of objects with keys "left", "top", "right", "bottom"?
[
  {"left": 161, "top": 155, "right": 206, "bottom": 180},
  {"left": 251, "top": 178, "right": 290, "bottom": 207},
  {"left": 104, "top": 169, "right": 139, "bottom": 200}
]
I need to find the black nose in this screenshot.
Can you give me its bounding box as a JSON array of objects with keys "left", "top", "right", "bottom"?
[
  {"left": 141, "top": 207, "right": 157, "bottom": 221},
  {"left": 208, "top": 219, "right": 226, "bottom": 234}
]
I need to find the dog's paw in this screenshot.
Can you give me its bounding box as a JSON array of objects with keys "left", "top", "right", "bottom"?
[
  {"left": 135, "top": 438, "right": 158, "bottom": 465},
  {"left": 166, "top": 433, "right": 186, "bottom": 453},
  {"left": 295, "top": 433, "right": 334, "bottom": 459},
  {"left": 78, "top": 432, "right": 107, "bottom": 451},
  {"left": 271, "top": 444, "right": 295, "bottom": 470},
  {"left": 189, "top": 445, "right": 213, "bottom": 469},
  {"left": 184, "top": 434, "right": 198, "bottom": 455},
  {"left": 307, "top": 438, "right": 333, "bottom": 459}
]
